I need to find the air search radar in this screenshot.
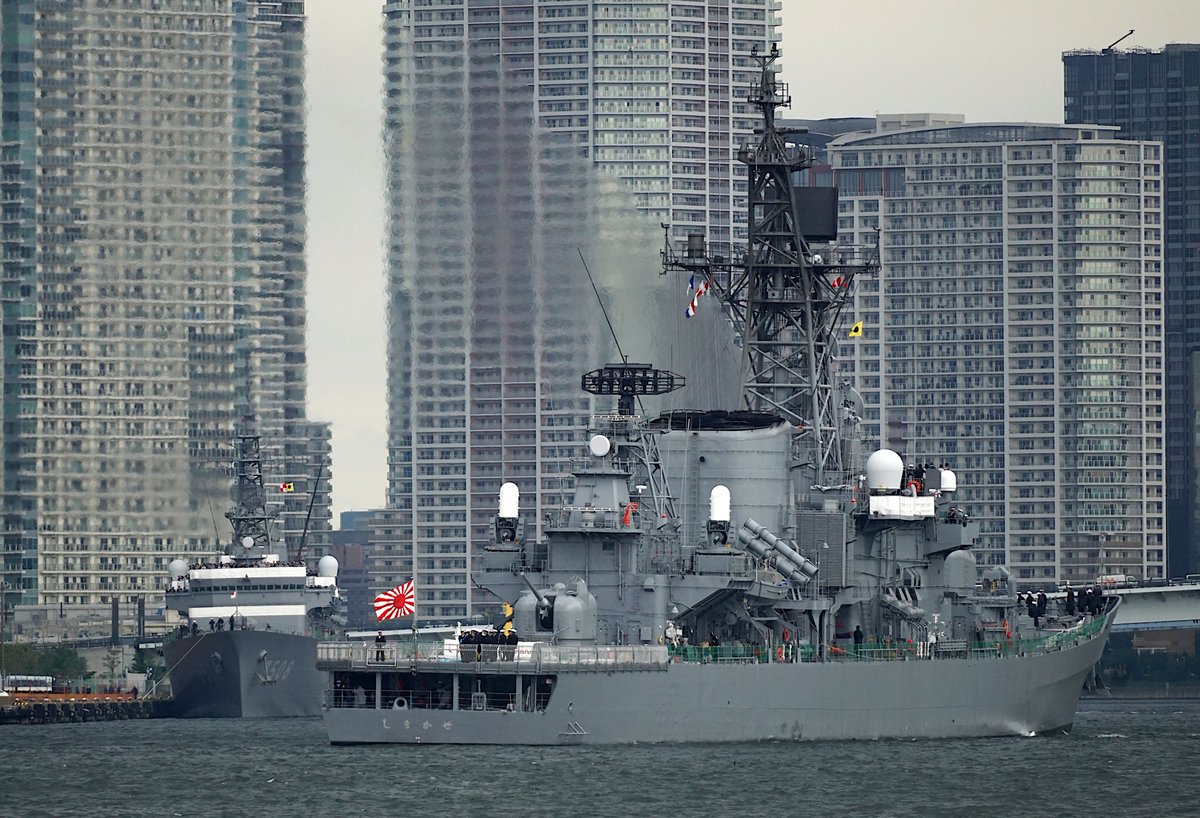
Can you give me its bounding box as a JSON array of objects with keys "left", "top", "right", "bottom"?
[{"left": 581, "top": 362, "right": 684, "bottom": 416}]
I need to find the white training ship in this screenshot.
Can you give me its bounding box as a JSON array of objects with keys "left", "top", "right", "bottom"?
[{"left": 162, "top": 425, "right": 340, "bottom": 718}]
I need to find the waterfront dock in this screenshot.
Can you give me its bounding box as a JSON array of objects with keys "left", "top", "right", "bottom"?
[{"left": 0, "top": 693, "right": 170, "bottom": 725}]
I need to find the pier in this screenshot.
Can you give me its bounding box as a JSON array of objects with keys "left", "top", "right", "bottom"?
[{"left": 0, "top": 693, "right": 170, "bottom": 725}]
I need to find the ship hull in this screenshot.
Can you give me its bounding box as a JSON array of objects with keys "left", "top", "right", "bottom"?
[
  {"left": 323, "top": 630, "right": 1107, "bottom": 744},
  {"left": 165, "top": 630, "right": 323, "bottom": 718}
]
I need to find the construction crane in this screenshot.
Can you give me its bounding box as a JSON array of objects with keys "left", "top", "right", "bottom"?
[{"left": 1103, "top": 30, "right": 1134, "bottom": 53}]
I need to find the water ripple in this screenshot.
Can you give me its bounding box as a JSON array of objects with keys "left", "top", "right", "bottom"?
[{"left": 4, "top": 701, "right": 1199, "bottom": 818}]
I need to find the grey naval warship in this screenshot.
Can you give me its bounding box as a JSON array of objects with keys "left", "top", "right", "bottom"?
[
  {"left": 162, "top": 424, "right": 340, "bottom": 718},
  {"left": 317, "top": 46, "right": 1116, "bottom": 745}
]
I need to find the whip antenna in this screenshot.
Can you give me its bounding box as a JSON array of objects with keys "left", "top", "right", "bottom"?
[{"left": 578, "top": 247, "right": 626, "bottom": 364}]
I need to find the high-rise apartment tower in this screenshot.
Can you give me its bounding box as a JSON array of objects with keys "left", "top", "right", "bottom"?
[
  {"left": 1064, "top": 44, "right": 1200, "bottom": 576},
  {"left": 378, "top": 0, "right": 777, "bottom": 619},
  {"left": 0, "top": 1, "right": 331, "bottom": 621},
  {"left": 828, "top": 120, "right": 1165, "bottom": 589}
]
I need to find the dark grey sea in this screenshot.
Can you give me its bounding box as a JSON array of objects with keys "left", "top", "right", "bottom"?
[{"left": 4, "top": 699, "right": 1198, "bottom": 818}]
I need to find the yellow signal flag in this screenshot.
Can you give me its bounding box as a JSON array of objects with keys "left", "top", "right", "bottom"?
[
  {"left": 501, "top": 601, "right": 515, "bottom": 636},
  {"left": 848, "top": 321, "right": 863, "bottom": 338},
  {"left": 279, "top": 482, "right": 295, "bottom": 493}
]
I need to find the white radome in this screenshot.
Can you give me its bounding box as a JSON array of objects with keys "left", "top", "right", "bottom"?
[
  {"left": 499, "top": 482, "right": 520, "bottom": 518},
  {"left": 709, "top": 485, "right": 731, "bottom": 522},
  {"left": 588, "top": 434, "right": 612, "bottom": 457},
  {"left": 865, "top": 449, "right": 904, "bottom": 491},
  {"left": 317, "top": 554, "right": 339, "bottom": 578},
  {"left": 940, "top": 469, "right": 957, "bottom": 493}
]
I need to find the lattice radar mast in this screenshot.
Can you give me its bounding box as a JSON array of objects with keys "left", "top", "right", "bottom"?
[
  {"left": 225, "top": 417, "right": 274, "bottom": 556},
  {"left": 663, "top": 44, "right": 878, "bottom": 486}
]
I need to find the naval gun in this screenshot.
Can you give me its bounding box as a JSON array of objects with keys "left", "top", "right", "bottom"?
[{"left": 514, "top": 575, "right": 599, "bottom": 644}]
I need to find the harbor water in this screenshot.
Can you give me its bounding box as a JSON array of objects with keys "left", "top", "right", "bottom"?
[{"left": 6, "top": 699, "right": 1199, "bottom": 818}]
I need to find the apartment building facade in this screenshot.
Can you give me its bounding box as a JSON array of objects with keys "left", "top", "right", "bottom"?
[
  {"left": 376, "top": 0, "right": 777, "bottom": 619},
  {"left": 827, "top": 120, "right": 1164, "bottom": 589},
  {"left": 0, "top": 1, "right": 331, "bottom": 620},
  {"left": 1063, "top": 44, "right": 1200, "bottom": 576}
]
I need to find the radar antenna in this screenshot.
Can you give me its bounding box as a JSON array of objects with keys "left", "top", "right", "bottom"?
[
  {"left": 581, "top": 362, "right": 684, "bottom": 416},
  {"left": 581, "top": 362, "right": 684, "bottom": 523},
  {"left": 663, "top": 44, "right": 878, "bottom": 484}
]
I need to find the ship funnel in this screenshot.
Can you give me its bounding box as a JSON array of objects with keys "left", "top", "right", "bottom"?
[{"left": 499, "top": 482, "right": 520, "bottom": 518}]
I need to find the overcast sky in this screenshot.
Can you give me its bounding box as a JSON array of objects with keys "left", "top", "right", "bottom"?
[{"left": 304, "top": 1, "right": 1200, "bottom": 523}]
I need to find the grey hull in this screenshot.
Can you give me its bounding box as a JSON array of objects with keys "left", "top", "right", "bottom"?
[
  {"left": 323, "top": 630, "right": 1106, "bottom": 745},
  {"left": 165, "top": 631, "right": 323, "bottom": 718}
]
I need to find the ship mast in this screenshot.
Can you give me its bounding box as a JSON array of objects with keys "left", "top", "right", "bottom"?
[
  {"left": 664, "top": 44, "right": 877, "bottom": 486},
  {"left": 225, "top": 415, "right": 274, "bottom": 556}
]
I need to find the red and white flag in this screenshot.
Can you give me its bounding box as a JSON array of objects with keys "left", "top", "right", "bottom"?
[
  {"left": 684, "top": 278, "right": 709, "bottom": 318},
  {"left": 230, "top": 591, "right": 237, "bottom": 600},
  {"left": 374, "top": 579, "right": 416, "bottom": 621}
]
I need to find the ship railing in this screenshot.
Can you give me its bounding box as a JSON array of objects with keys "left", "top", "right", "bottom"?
[
  {"left": 524, "top": 644, "right": 668, "bottom": 671},
  {"left": 317, "top": 612, "right": 1112, "bottom": 674},
  {"left": 550, "top": 504, "right": 640, "bottom": 531},
  {"left": 323, "top": 688, "right": 553, "bottom": 713},
  {"left": 822, "top": 614, "right": 1110, "bottom": 662},
  {"left": 827, "top": 642, "right": 968, "bottom": 661},
  {"left": 317, "top": 641, "right": 448, "bottom": 666},
  {"left": 317, "top": 641, "right": 670, "bottom": 672},
  {"left": 668, "top": 644, "right": 777, "bottom": 664}
]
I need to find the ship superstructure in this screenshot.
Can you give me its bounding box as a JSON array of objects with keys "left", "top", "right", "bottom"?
[{"left": 316, "top": 47, "right": 1116, "bottom": 745}]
